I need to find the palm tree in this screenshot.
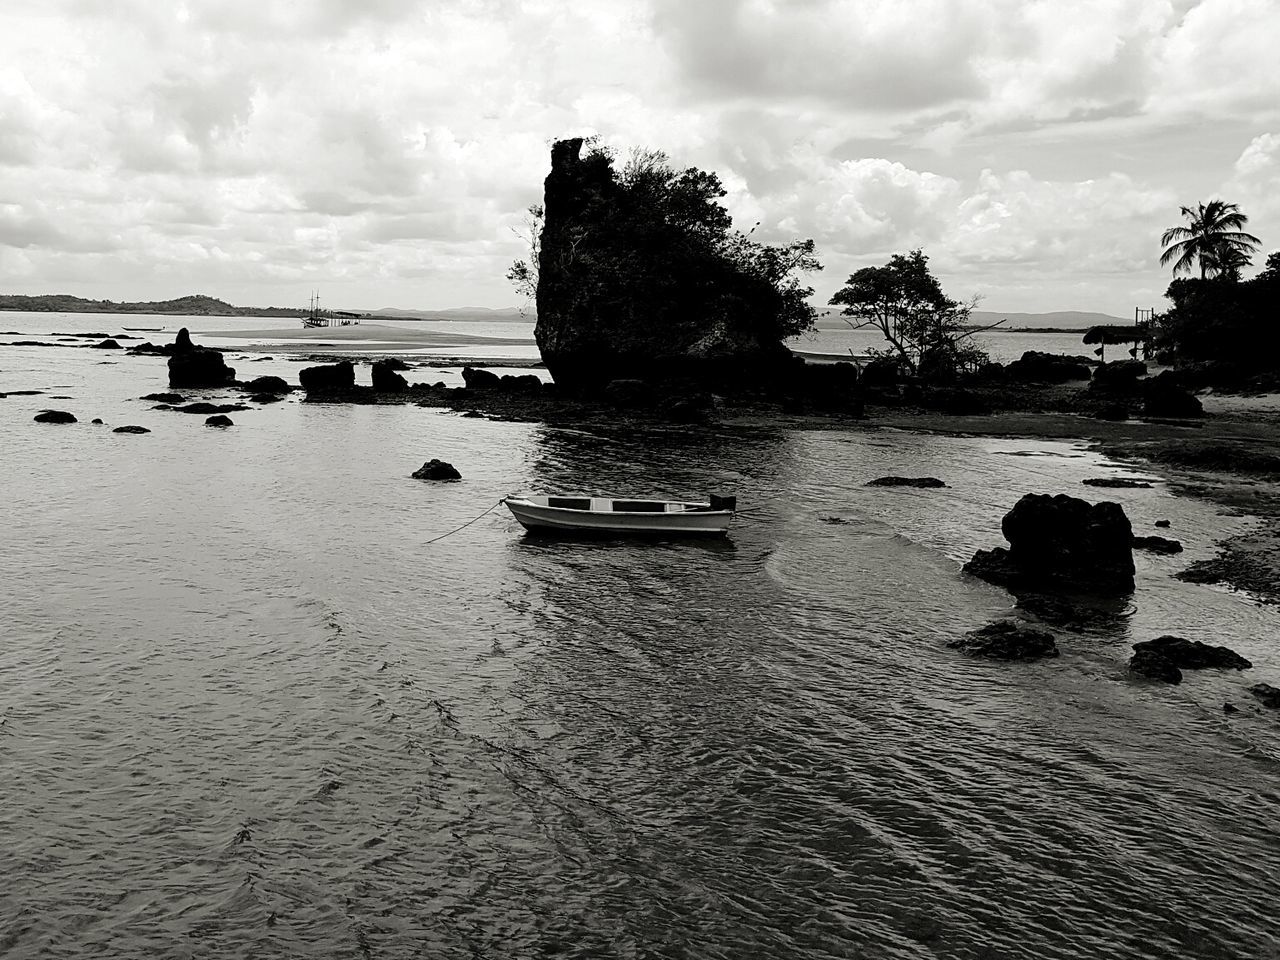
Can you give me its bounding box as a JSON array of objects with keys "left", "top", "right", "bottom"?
[{"left": 1160, "top": 200, "right": 1261, "bottom": 278}]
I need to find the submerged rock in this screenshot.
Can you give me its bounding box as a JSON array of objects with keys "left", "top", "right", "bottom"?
[
  {"left": 175, "top": 402, "right": 249, "bottom": 415},
  {"left": 1129, "top": 648, "right": 1182, "bottom": 684},
  {"left": 411, "top": 459, "right": 461, "bottom": 481},
  {"left": 1129, "top": 636, "right": 1251, "bottom": 685},
  {"left": 1083, "top": 477, "right": 1152, "bottom": 488},
  {"left": 33, "top": 410, "right": 76, "bottom": 424},
  {"left": 1249, "top": 683, "right": 1280, "bottom": 709},
  {"left": 205, "top": 415, "right": 234, "bottom": 427},
  {"left": 867, "top": 476, "right": 947, "bottom": 488},
  {"left": 963, "top": 493, "right": 1135, "bottom": 594},
  {"left": 461, "top": 366, "right": 502, "bottom": 390},
  {"left": 250, "top": 393, "right": 283, "bottom": 404},
  {"left": 948, "top": 621, "right": 1059, "bottom": 661},
  {"left": 142, "top": 392, "right": 185, "bottom": 403},
  {"left": 1132, "top": 535, "right": 1183, "bottom": 554},
  {"left": 92, "top": 338, "right": 122, "bottom": 349},
  {"left": 242, "top": 375, "right": 291, "bottom": 394},
  {"left": 112, "top": 425, "right": 150, "bottom": 434}
]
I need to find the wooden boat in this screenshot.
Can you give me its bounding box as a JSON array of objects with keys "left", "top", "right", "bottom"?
[{"left": 504, "top": 494, "right": 735, "bottom": 536}]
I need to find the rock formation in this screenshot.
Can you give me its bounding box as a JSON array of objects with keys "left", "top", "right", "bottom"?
[
  {"left": 167, "top": 328, "right": 236, "bottom": 388},
  {"left": 371, "top": 360, "right": 408, "bottom": 393},
  {"left": 963, "top": 493, "right": 1135, "bottom": 594},
  {"left": 299, "top": 361, "right": 355, "bottom": 394},
  {"left": 33, "top": 410, "right": 76, "bottom": 424},
  {"left": 533, "top": 137, "right": 793, "bottom": 390},
  {"left": 867, "top": 477, "right": 947, "bottom": 488},
  {"left": 1128, "top": 636, "right": 1251, "bottom": 684}
]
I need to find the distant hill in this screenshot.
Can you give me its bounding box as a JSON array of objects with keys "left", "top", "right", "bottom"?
[
  {"left": 0, "top": 293, "right": 331, "bottom": 318},
  {"left": 366, "top": 306, "right": 534, "bottom": 322},
  {"left": 969, "top": 310, "right": 1129, "bottom": 330}
]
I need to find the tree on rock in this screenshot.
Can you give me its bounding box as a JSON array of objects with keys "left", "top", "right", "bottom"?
[
  {"left": 516, "top": 138, "right": 822, "bottom": 390},
  {"left": 828, "top": 250, "right": 985, "bottom": 380}
]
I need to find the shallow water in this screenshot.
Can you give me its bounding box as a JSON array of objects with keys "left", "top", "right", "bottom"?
[{"left": 2, "top": 319, "right": 1280, "bottom": 958}]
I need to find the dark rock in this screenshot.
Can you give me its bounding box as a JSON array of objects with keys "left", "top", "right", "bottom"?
[
  {"left": 1132, "top": 636, "right": 1251, "bottom": 670},
  {"left": 175, "top": 402, "right": 249, "bottom": 415},
  {"left": 33, "top": 410, "right": 76, "bottom": 424},
  {"left": 1249, "top": 683, "right": 1280, "bottom": 709},
  {"left": 1132, "top": 535, "right": 1183, "bottom": 554},
  {"left": 533, "top": 137, "right": 791, "bottom": 390},
  {"left": 112, "top": 425, "right": 150, "bottom": 434},
  {"left": 242, "top": 376, "right": 291, "bottom": 394},
  {"left": 1155, "top": 520, "right": 1171, "bottom": 528},
  {"left": 91, "top": 418, "right": 103, "bottom": 424},
  {"left": 299, "top": 361, "right": 355, "bottom": 393},
  {"left": 378, "top": 357, "right": 411, "bottom": 370},
  {"left": 860, "top": 357, "right": 903, "bottom": 391},
  {"left": 411, "top": 459, "right": 461, "bottom": 481},
  {"left": 1129, "top": 649, "right": 1182, "bottom": 684},
  {"left": 867, "top": 476, "right": 947, "bottom": 488},
  {"left": 142, "top": 392, "right": 185, "bottom": 403},
  {"left": 1004, "top": 351, "right": 1091, "bottom": 383},
  {"left": 168, "top": 331, "right": 235, "bottom": 387},
  {"left": 1223, "top": 702, "right": 1240, "bottom": 714},
  {"left": 1093, "top": 402, "right": 1130, "bottom": 421},
  {"left": 948, "top": 621, "right": 1059, "bottom": 661},
  {"left": 1083, "top": 478, "right": 1152, "bottom": 488},
  {"left": 1142, "top": 370, "right": 1203, "bottom": 419},
  {"left": 963, "top": 493, "right": 1135, "bottom": 594},
  {"left": 92, "top": 338, "right": 122, "bottom": 349},
  {"left": 604, "top": 379, "right": 653, "bottom": 407},
  {"left": 205, "top": 415, "right": 234, "bottom": 427},
  {"left": 1090, "top": 359, "right": 1147, "bottom": 393},
  {"left": 250, "top": 393, "right": 283, "bottom": 404},
  {"left": 500, "top": 374, "right": 543, "bottom": 394},
  {"left": 924, "top": 387, "right": 990, "bottom": 416},
  {"left": 371, "top": 359, "right": 409, "bottom": 393},
  {"left": 461, "top": 366, "right": 502, "bottom": 390}
]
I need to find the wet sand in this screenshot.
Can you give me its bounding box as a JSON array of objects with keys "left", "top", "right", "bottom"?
[{"left": 201, "top": 321, "right": 534, "bottom": 353}]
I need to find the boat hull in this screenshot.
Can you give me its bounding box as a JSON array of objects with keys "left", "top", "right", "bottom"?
[{"left": 504, "top": 498, "right": 732, "bottom": 536}]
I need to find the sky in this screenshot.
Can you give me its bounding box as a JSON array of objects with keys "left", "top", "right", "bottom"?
[{"left": 2, "top": 0, "right": 1279, "bottom": 316}]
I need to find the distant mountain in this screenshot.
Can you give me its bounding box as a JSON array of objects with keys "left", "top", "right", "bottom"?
[
  {"left": 367, "top": 306, "right": 534, "bottom": 322},
  {"left": 969, "top": 310, "right": 1129, "bottom": 330}
]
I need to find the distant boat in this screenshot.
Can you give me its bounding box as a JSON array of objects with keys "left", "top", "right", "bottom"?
[
  {"left": 504, "top": 494, "right": 736, "bottom": 536},
  {"left": 301, "top": 292, "right": 329, "bottom": 328}
]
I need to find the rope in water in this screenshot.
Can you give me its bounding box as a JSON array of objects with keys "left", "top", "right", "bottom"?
[{"left": 424, "top": 498, "right": 506, "bottom": 545}]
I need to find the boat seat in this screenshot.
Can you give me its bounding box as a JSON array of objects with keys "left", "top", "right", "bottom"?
[
  {"left": 547, "top": 496, "right": 592, "bottom": 510},
  {"left": 611, "top": 500, "right": 667, "bottom": 512}
]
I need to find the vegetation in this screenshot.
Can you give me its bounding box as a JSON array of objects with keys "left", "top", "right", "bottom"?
[
  {"left": 1159, "top": 200, "right": 1261, "bottom": 279},
  {"left": 828, "top": 249, "right": 986, "bottom": 380},
  {"left": 510, "top": 144, "right": 822, "bottom": 346}
]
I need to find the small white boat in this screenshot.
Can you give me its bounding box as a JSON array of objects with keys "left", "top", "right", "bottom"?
[{"left": 504, "top": 494, "right": 736, "bottom": 536}]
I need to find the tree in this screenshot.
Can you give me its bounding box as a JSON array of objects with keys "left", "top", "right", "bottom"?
[
  {"left": 1159, "top": 200, "right": 1261, "bottom": 279},
  {"left": 828, "top": 249, "right": 985, "bottom": 379},
  {"left": 505, "top": 204, "right": 543, "bottom": 304}
]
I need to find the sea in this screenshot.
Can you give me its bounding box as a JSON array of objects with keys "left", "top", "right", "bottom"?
[{"left": 2, "top": 312, "right": 1278, "bottom": 959}]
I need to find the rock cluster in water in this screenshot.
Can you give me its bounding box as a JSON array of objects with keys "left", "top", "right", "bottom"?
[
  {"left": 963, "top": 493, "right": 1135, "bottom": 594},
  {"left": 867, "top": 476, "right": 947, "bottom": 488},
  {"left": 33, "top": 410, "right": 77, "bottom": 424}
]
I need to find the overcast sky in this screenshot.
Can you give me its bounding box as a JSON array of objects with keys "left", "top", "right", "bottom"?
[{"left": 2, "top": 0, "right": 1278, "bottom": 315}]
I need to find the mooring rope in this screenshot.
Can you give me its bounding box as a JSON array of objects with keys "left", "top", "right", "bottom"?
[{"left": 424, "top": 498, "right": 506, "bottom": 546}]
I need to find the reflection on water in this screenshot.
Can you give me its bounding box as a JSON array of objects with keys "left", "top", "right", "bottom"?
[{"left": 1, "top": 342, "right": 1279, "bottom": 958}]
